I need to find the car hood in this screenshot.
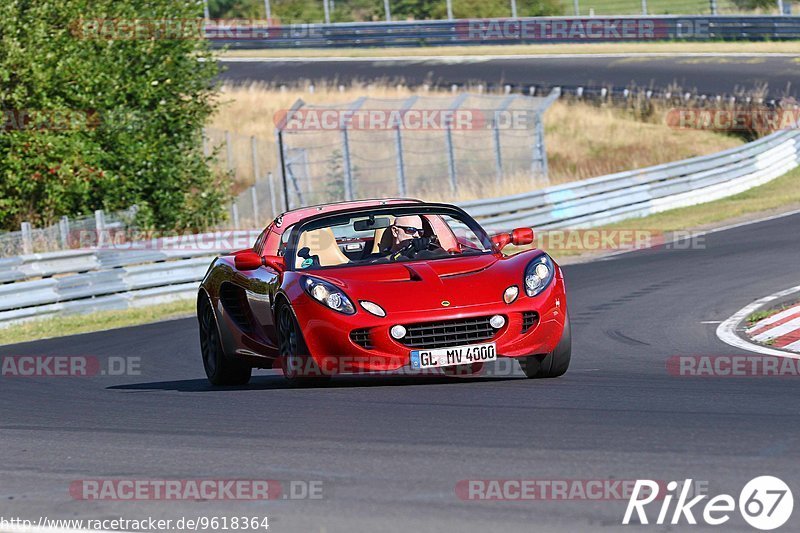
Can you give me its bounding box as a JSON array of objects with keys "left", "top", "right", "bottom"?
[{"left": 307, "top": 254, "right": 522, "bottom": 313}]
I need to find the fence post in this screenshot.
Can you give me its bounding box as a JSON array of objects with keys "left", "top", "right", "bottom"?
[
  {"left": 21, "top": 221, "right": 32, "bottom": 255},
  {"left": 510, "top": 0, "right": 517, "bottom": 18},
  {"left": 250, "top": 186, "right": 260, "bottom": 227},
  {"left": 445, "top": 125, "right": 458, "bottom": 195},
  {"left": 641, "top": 0, "right": 647, "bottom": 15},
  {"left": 573, "top": 0, "right": 579, "bottom": 16},
  {"left": 710, "top": 0, "right": 718, "bottom": 15},
  {"left": 384, "top": 0, "right": 391, "bottom": 21},
  {"left": 59, "top": 216, "right": 70, "bottom": 249},
  {"left": 341, "top": 127, "right": 354, "bottom": 201},
  {"left": 323, "top": 0, "right": 331, "bottom": 24},
  {"left": 95, "top": 209, "right": 106, "bottom": 248},
  {"left": 493, "top": 124, "right": 503, "bottom": 185},
  {"left": 394, "top": 127, "right": 407, "bottom": 197},
  {"left": 251, "top": 136, "right": 261, "bottom": 182},
  {"left": 264, "top": 0, "right": 271, "bottom": 19},
  {"left": 446, "top": 0, "right": 453, "bottom": 20},
  {"left": 232, "top": 202, "right": 240, "bottom": 230},
  {"left": 532, "top": 112, "right": 550, "bottom": 186},
  {"left": 778, "top": 0, "right": 785, "bottom": 14},
  {"left": 268, "top": 172, "right": 278, "bottom": 218},
  {"left": 276, "top": 129, "right": 291, "bottom": 211},
  {"left": 225, "top": 130, "right": 234, "bottom": 173}
]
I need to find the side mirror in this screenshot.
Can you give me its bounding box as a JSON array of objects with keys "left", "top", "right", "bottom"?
[
  {"left": 491, "top": 228, "right": 535, "bottom": 251},
  {"left": 234, "top": 251, "right": 263, "bottom": 271},
  {"left": 511, "top": 228, "right": 534, "bottom": 246},
  {"left": 234, "top": 252, "right": 285, "bottom": 272}
]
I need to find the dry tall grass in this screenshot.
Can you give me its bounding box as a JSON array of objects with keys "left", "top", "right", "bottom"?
[{"left": 208, "top": 83, "right": 742, "bottom": 200}]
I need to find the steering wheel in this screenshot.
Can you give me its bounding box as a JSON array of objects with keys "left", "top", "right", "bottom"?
[{"left": 392, "top": 236, "right": 444, "bottom": 260}]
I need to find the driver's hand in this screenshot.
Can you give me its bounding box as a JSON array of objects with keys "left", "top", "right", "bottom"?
[{"left": 410, "top": 237, "right": 430, "bottom": 252}]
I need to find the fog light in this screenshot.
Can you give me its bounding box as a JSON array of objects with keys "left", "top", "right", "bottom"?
[
  {"left": 503, "top": 286, "right": 519, "bottom": 304},
  {"left": 490, "top": 315, "right": 506, "bottom": 329},
  {"left": 390, "top": 325, "right": 407, "bottom": 339}
]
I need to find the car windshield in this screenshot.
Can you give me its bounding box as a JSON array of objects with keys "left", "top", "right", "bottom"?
[{"left": 291, "top": 208, "right": 492, "bottom": 270}]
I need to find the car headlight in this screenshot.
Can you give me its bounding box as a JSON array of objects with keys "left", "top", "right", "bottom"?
[
  {"left": 302, "top": 276, "right": 356, "bottom": 315},
  {"left": 524, "top": 254, "right": 555, "bottom": 297}
]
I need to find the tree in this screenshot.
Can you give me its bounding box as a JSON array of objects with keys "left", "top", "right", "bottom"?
[{"left": 0, "top": 0, "right": 226, "bottom": 231}]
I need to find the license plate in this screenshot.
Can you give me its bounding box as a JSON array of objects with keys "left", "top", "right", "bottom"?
[{"left": 410, "top": 342, "right": 497, "bottom": 369}]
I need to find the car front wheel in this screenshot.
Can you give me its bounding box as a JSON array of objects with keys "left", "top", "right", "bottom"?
[{"left": 518, "top": 315, "right": 571, "bottom": 379}]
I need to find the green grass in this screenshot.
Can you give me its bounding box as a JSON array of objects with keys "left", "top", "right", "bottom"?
[{"left": 0, "top": 298, "right": 195, "bottom": 346}]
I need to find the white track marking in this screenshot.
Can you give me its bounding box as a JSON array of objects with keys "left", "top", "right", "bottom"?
[{"left": 716, "top": 285, "right": 800, "bottom": 359}]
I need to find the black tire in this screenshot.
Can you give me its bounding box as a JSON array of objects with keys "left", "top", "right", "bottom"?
[
  {"left": 519, "top": 315, "right": 571, "bottom": 379},
  {"left": 199, "top": 296, "right": 252, "bottom": 386},
  {"left": 277, "top": 304, "right": 330, "bottom": 386}
]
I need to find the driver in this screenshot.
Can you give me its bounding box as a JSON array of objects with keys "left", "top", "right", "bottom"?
[
  {"left": 384, "top": 215, "right": 440, "bottom": 261},
  {"left": 389, "top": 215, "right": 425, "bottom": 252}
]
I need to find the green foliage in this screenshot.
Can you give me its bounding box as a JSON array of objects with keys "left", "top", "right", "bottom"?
[{"left": 0, "top": 0, "right": 226, "bottom": 231}]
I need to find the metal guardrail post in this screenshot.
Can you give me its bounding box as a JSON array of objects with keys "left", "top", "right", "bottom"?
[
  {"left": 778, "top": 0, "right": 785, "bottom": 14},
  {"left": 323, "top": 0, "right": 331, "bottom": 24},
  {"left": 95, "top": 209, "right": 106, "bottom": 248},
  {"left": 20, "top": 222, "right": 32, "bottom": 255},
  {"left": 384, "top": 0, "right": 391, "bottom": 22},
  {"left": 710, "top": 0, "right": 718, "bottom": 15},
  {"left": 59, "top": 216, "right": 70, "bottom": 249},
  {"left": 510, "top": 0, "right": 517, "bottom": 18},
  {"left": 642, "top": 0, "right": 648, "bottom": 15},
  {"left": 264, "top": 0, "right": 271, "bottom": 20},
  {"left": 203, "top": 0, "right": 210, "bottom": 20},
  {"left": 446, "top": 0, "right": 454, "bottom": 21},
  {"left": 573, "top": 0, "right": 580, "bottom": 16}
]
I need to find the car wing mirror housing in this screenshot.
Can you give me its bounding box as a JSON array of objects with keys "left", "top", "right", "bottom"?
[
  {"left": 234, "top": 251, "right": 285, "bottom": 272},
  {"left": 491, "top": 228, "right": 535, "bottom": 252}
]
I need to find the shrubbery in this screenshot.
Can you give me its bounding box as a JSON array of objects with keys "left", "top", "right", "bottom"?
[{"left": 0, "top": 0, "right": 225, "bottom": 231}]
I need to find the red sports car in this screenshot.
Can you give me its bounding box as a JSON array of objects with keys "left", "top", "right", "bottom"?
[{"left": 197, "top": 199, "right": 570, "bottom": 385}]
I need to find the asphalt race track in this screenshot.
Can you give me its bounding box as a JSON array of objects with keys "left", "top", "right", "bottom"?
[
  {"left": 219, "top": 55, "right": 800, "bottom": 98},
  {"left": 2, "top": 211, "right": 800, "bottom": 532}
]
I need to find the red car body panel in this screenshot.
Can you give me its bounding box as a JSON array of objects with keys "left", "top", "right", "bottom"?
[{"left": 199, "top": 199, "right": 568, "bottom": 375}]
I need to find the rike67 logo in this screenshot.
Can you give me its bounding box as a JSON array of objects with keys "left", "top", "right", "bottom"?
[{"left": 623, "top": 476, "right": 793, "bottom": 530}]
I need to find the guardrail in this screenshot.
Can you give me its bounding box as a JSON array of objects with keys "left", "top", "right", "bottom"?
[
  {"left": 208, "top": 16, "right": 800, "bottom": 49},
  {"left": 1, "top": 127, "right": 798, "bottom": 328}
]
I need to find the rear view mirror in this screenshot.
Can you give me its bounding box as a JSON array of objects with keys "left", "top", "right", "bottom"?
[{"left": 353, "top": 216, "right": 392, "bottom": 232}]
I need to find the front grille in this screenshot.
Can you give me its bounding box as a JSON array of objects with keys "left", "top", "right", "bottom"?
[
  {"left": 398, "top": 316, "right": 498, "bottom": 349},
  {"left": 350, "top": 328, "right": 373, "bottom": 349},
  {"left": 522, "top": 311, "right": 540, "bottom": 333}
]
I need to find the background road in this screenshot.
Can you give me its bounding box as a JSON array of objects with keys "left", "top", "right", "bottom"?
[
  {"left": 219, "top": 55, "right": 800, "bottom": 98},
  {"left": 2, "top": 212, "right": 800, "bottom": 532}
]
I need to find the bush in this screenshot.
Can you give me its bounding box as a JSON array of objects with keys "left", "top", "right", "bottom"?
[{"left": 0, "top": 0, "right": 226, "bottom": 232}]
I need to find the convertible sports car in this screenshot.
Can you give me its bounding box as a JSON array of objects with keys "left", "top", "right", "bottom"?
[{"left": 197, "top": 199, "right": 570, "bottom": 385}]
